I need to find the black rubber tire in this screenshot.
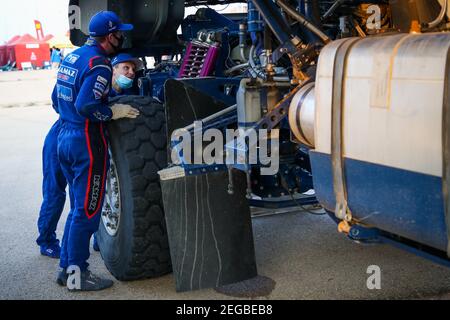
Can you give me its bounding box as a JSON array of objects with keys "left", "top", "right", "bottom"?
[{"left": 97, "top": 95, "right": 172, "bottom": 281}]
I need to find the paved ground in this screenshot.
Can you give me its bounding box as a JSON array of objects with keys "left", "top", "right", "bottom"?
[
  {"left": 0, "top": 71, "right": 450, "bottom": 300},
  {"left": 0, "top": 69, "right": 55, "bottom": 108}
]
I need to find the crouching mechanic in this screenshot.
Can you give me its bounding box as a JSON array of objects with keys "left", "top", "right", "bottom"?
[
  {"left": 55, "top": 11, "right": 139, "bottom": 292},
  {"left": 89, "top": 54, "right": 144, "bottom": 251},
  {"left": 110, "top": 53, "right": 144, "bottom": 97}
]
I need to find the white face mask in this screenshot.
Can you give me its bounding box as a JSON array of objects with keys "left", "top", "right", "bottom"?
[{"left": 115, "top": 74, "right": 133, "bottom": 90}]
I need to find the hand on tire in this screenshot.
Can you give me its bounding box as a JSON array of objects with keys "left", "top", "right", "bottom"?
[{"left": 110, "top": 104, "right": 140, "bottom": 120}]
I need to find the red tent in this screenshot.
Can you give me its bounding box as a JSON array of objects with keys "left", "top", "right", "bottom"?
[
  {"left": 0, "top": 35, "right": 20, "bottom": 66},
  {"left": 7, "top": 34, "right": 50, "bottom": 70}
]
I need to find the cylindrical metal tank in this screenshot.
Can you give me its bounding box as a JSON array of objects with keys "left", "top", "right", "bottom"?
[
  {"left": 288, "top": 81, "right": 315, "bottom": 147},
  {"left": 306, "top": 32, "right": 450, "bottom": 252}
]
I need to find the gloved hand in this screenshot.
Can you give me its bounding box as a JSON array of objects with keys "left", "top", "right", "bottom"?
[{"left": 110, "top": 104, "right": 140, "bottom": 120}]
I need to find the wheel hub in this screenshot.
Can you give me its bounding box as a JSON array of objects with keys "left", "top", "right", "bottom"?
[{"left": 102, "top": 154, "right": 121, "bottom": 237}]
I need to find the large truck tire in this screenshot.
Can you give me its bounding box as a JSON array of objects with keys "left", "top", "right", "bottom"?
[{"left": 97, "top": 95, "right": 172, "bottom": 281}]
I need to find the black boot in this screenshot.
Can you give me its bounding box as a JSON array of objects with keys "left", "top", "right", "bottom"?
[
  {"left": 56, "top": 268, "right": 68, "bottom": 286},
  {"left": 67, "top": 270, "right": 113, "bottom": 292}
]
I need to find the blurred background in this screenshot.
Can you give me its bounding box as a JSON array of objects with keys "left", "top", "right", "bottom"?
[{"left": 0, "top": 0, "right": 247, "bottom": 71}]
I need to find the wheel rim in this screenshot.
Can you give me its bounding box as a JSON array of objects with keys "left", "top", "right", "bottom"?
[{"left": 102, "top": 152, "right": 121, "bottom": 237}]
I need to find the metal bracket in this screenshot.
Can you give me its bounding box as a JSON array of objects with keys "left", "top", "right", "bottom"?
[{"left": 255, "top": 81, "right": 310, "bottom": 131}]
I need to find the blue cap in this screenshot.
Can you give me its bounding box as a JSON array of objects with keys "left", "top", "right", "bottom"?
[
  {"left": 89, "top": 11, "right": 133, "bottom": 37},
  {"left": 111, "top": 53, "right": 144, "bottom": 71}
]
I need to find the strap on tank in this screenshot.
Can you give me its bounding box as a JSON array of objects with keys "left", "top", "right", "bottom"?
[
  {"left": 442, "top": 48, "right": 450, "bottom": 258},
  {"left": 331, "top": 38, "right": 360, "bottom": 222}
]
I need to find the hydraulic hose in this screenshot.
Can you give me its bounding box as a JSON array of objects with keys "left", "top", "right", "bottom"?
[
  {"left": 275, "top": 0, "right": 331, "bottom": 43},
  {"left": 321, "top": 0, "right": 346, "bottom": 21},
  {"left": 249, "top": 44, "right": 267, "bottom": 80},
  {"left": 225, "top": 62, "right": 249, "bottom": 75}
]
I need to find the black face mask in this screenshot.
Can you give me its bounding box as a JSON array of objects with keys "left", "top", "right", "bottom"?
[{"left": 109, "top": 34, "right": 124, "bottom": 54}]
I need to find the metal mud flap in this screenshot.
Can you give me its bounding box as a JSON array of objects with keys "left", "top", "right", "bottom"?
[{"left": 159, "top": 166, "right": 257, "bottom": 292}]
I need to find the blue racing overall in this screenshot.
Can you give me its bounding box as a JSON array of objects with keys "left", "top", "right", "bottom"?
[
  {"left": 36, "top": 91, "right": 65, "bottom": 256},
  {"left": 55, "top": 38, "right": 113, "bottom": 271}
]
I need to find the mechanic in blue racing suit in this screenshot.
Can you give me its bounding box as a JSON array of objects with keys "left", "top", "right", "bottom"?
[
  {"left": 36, "top": 54, "right": 143, "bottom": 260},
  {"left": 54, "top": 11, "right": 139, "bottom": 292}
]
